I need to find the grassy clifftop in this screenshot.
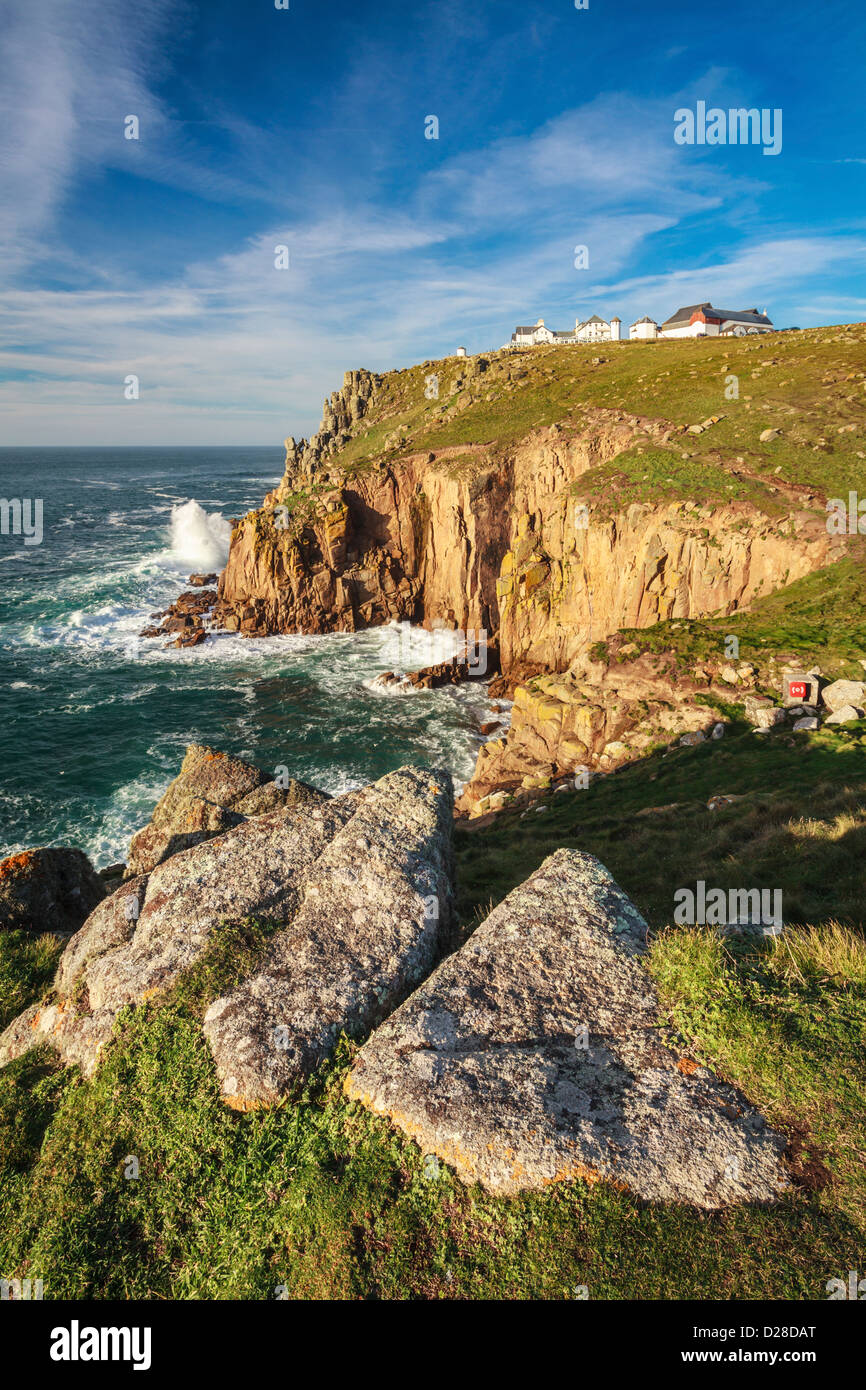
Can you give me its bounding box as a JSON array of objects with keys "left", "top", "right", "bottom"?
[{"left": 321, "top": 325, "right": 866, "bottom": 507}]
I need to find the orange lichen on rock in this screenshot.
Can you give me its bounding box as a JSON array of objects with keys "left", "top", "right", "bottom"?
[{"left": 0, "top": 850, "right": 37, "bottom": 881}]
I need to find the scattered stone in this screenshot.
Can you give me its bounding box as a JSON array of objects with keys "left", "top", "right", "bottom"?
[
  {"left": 719, "top": 665, "right": 739, "bottom": 684},
  {"left": 792, "top": 716, "right": 819, "bottom": 731},
  {"left": 711, "top": 723, "right": 726, "bottom": 740},
  {"left": 0, "top": 848, "right": 106, "bottom": 935},
  {"left": 743, "top": 695, "right": 785, "bottom": 730},
  {"left": 346, "top": 850, "right": 789, "bottom": 1208},
  {"left": 679, "top": 730, "right": 705, "bottom": 747},
  {"left": 188, "top": 573, "right": 218, "bottom": 587},
  {"left": 759, "top": 428, "right": 781, "bottom": 442},
  {"left": 707, "top": 794, "right": 741, "bottom": 811}
]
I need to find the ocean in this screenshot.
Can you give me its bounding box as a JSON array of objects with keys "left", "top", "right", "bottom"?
[{"left": 0, "top": 447, "right": 492, "bottom": 868}]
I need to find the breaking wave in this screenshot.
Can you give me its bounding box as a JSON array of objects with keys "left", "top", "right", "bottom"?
[{"left": 168, "top": 499, "right": 232, "bottom": 572}]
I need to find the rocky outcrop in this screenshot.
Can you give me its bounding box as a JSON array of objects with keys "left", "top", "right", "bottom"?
[
  {"left": 346, "top": 850, "right": 790, "bottom": 1208},
  {"left": 216, "top": 381, "right": 839, "bottom": 666},
  {"left": 0, "top": 847, "right": 106, "bottom": 935},
  {"left": 125, "top": 743, "right": 325, "bottom": 877},
  {"left": 456, "top": 650, "right": 729, "bottom": 815},
  {"left": 279, "top": 368, "right": 382, "bottom": 487},
  {"left": 203, "top": 766, "right": 454, "bottom": 1108},
  {"left": 0, "top": 765, "right": 454, "bottom": 1091},
  {"left": 140, "top": 587, "right": 217, "bottom": 645},
  {"left": 214, "top": 412, "right": 651, "bottom": 639},
  {"left": 495, "top": 498, "right": 838, "bottom": 674}
]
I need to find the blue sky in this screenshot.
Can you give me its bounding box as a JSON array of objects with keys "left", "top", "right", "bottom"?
[{"left": 1, "top": 0, "right": 864, "bottom": 444}]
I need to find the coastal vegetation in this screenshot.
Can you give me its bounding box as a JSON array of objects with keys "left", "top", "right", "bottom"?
[{"left": 2, "top": 325, "right": 865, "bottom": 1299}]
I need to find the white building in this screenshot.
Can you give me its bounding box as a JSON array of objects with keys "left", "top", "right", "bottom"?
[
  {"left": 575, "top": 314, "right": 620, "bottom": 343},
  {"left": 510, "top": 318, "right": 557, "bottom": 346},
  {"left": 509, "top": 314, "right": 622, "bottom": 347},
  {"left": 630, "top": 316, "right": 659, "bottom": 340},
  {"left": 658, "top": 303, "right": 774, "bottom": 338}
]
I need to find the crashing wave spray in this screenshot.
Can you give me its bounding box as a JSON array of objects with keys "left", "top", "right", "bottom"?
[{"left": 169, "top": 500, "right": 232, "bottom": 572}]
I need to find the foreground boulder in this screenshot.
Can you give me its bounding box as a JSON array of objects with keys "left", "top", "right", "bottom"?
[
  {"left": 0, "top": 847, "right": 106, "bottom": 935},
  {"left": 346, "top": 850, "right": 789, "bottom": 1209},
  {"left": 203, "top": 766, "right": 454, "bottom": 1107},
  {"left": 126, "top": 743, "right": 325, "bottom": 876},
  {"left": 0, "top": 766, "right": 454, "bottom": 1089}
]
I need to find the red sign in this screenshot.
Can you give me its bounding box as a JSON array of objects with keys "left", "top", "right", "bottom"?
[{"left": 788, "top": 680, "right": 807, "bottom": 700}]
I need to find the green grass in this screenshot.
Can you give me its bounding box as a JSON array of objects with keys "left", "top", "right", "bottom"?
[
  {"left": 0, "top": 931, "right": 63, "bottom": 1031},
  {"left": 455, "top": 725, "right": 866, "bottom": 931},
  {"left": 0, "top": 921, "right": 863, "bottom": 1299},
  {"left": 572, "top": 444, "right": 783, "bottom": 519}
]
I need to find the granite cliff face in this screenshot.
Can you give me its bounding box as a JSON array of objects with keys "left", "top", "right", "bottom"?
[
  {"left": 212, "top": 343, "right": 848, "bottom": 811},
  {"left": 216, "top": 383, "right": 836, "bottom": 665}
]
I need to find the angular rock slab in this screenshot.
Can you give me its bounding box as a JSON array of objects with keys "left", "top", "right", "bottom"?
[
  {"left": 346, "top": 850, "right": 789, "bottom": 1209},
  {"left": 0, "top": 767, "right": 454, "bottom": 1097},
  {"left": 126, "top": 742, "right": 327, "bottom": 877},
  {"left": 203, "top": 766, "right": 455, "bottom": 1108}
]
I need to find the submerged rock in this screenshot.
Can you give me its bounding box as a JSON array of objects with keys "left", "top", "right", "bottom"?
[
  {"left": 0, "top": 847, "right": 106, "bottom": 935},
  {"left": 346, "top": 849, "right": 789, "bottom": 1209}
]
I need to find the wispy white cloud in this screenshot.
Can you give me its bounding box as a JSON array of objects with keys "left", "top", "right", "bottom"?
[{"left": 0, "top": 8, "right": 861, "bottom": 445}]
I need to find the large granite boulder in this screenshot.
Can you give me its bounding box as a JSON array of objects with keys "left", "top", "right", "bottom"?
[
  {"left": 820, "top": 679, "right": 866, "bottom": 715},
  {"left": 0, "top": 847, "right": 106, "bottom": 935},
  {"left": 203, "top": 766, "right": 454, "bottom": 1107},
  {"left": 346, "top": 850, "right": 789, "bottom": 1209},
  {"left": 126, "top": 743, "right": 326, "bottom": 876},
  {"left": 0, "top": 766, "right": 454, "bottom": 1090}
]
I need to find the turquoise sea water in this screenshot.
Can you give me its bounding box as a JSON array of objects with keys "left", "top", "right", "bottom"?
[{"left": 0, "top": 447, "right": 492, "bottom": 867}]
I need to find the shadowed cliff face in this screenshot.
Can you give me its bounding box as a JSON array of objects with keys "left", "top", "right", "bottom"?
[{"left": 216, "top": 383, "right": 838, "bottom": 672}]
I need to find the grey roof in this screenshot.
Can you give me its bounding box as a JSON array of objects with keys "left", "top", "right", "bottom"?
[
  {"left": 712, "top": 307, "right": 773, "bottom": 325},
  {"left": 513, "top": 325, "right": 544, "bottom": 334},
  {"left": 661, "top": 302, "right": 772, "bottom": 328},
  {"left": 630, "top": 316, "right": 657, "bottom": 325},
  {"left": 580, "top": 315, "right": 608, "bottom": 325}
]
